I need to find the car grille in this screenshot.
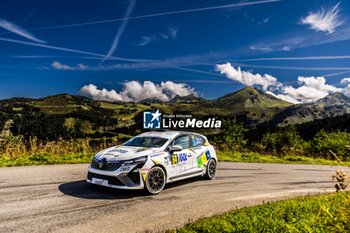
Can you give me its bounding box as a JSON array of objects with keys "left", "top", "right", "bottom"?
[
  {"left": 91, "top": 159, "right": 122, "bottom": 171},
  {"left": 87, "top": 172, "right": 124, "bottom": 186}
]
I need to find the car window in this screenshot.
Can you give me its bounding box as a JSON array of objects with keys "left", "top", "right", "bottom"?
[
  {"left": 172, "top": 135, "right": 190, "bottom": 149},
  {"left": 124, "top": 137, "right": 168, "bottom": 147},
  {"left": 192, "top": 135, "right": 205, "bottom": 147}
]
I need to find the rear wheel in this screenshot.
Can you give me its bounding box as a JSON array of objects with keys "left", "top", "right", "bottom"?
[
  {"left": 144, "top": 166, "right": 166, "bottom": 195},
  {"left": 204, "top": 159, "right": 216, "bottom": 179}
]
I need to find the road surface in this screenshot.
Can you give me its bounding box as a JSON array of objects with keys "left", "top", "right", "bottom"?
[{"left": 0, "top": 162, "right": 348, "bottom": 233}]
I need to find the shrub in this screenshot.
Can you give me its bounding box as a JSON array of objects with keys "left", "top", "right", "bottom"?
[
  {"left": 261, "top": 127, "right": 304, "bottom": 154},
  {"left": 216, "top": 118, "right": 247, "bottom": 150},
  {"left": 312, "top": 130, "right": 350, "bottom": 160}
]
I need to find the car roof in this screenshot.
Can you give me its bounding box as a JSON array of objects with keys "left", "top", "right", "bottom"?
[{"left": 138, "top": 130, "right": 204, "bottom": 140}]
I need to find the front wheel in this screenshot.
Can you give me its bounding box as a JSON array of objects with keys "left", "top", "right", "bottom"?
[
  {"left": 144, "top": 166, "right": 166, "bottom": 195},
  {"left": 204, "top": 159, "right": 216, "bottom": 179}
]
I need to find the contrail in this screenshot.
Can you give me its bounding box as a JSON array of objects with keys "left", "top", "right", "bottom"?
[
  {"left": 0, "top": 0, "right": 281, "bottom": 34},
  {"left": 238, "top": 63, "right": 350, "bottom": 71},
  {"left": 240, "top": 55, "right": 350, "bottom": 61},
  {"left": 175, "top": 67, "right": 222, "bottom": 77},
  {"left": 0, "top": 19, "right": 46, "bottom": 43},
  {"left": 102, "top": 0, "right": 136, "bottom": 63},
  {"left": 0, "top": 37, "right": 152, "bottom": 62},
  {"left": 322, "top": 70, "right": 350, "bottom": 77}
]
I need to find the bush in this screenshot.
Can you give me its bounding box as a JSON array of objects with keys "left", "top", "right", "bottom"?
[
  {"left": 312, "top": 130, "right": 350, "bottom": 160},
  {"left": 261, "top": 127, "right": 304, "bottom": 154},
  {"left": 216, "top": 118, "right": 247, "bottom": 150}
]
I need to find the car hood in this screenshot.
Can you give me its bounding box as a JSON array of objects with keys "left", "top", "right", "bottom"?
[{"left": 94, "top": 145, "right": 160, "bottom": 161}]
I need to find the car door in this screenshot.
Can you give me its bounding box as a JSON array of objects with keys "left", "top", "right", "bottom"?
[
  {"left": 190, "top": 134, "right": 209, "bottom": 173},
  {"left": 168, "top": 135, "right": 195, "bottom": 178}
]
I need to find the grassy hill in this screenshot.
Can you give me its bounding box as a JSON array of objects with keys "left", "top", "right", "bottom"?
[{"left": 209, "top": 87, "right": 292, "bottom": 123}]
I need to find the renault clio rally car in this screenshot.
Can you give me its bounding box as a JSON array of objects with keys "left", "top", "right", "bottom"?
[{"left": 86, "top": 131, "right": 217, "bottom": 194}]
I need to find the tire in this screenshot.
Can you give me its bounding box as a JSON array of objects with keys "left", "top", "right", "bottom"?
[
  {"left": 204, "top": 159, "right": 216, "bottom": 180},
  {"left": 144, "top": 166, "right": 166, "bottom": 195}
]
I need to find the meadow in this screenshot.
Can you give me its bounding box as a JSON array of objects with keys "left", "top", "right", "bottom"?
[{"left": 169, "top": 192, "right": 350, "bottom": 233}]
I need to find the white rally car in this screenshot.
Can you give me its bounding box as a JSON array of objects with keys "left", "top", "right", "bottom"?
[{"left": 86, "top": 131, "right": 217, "bottom": 194}]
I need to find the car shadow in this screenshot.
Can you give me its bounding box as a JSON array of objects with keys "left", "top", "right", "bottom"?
[
  {"left": 59, "top": 177, "right": 207, "bottom": 200},
  {"left": 58, "top": 180, "right": 148, "bottom": 200}
]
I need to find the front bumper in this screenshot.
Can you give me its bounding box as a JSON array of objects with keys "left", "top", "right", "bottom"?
[{"left": 86, "top": 166, "right": 145, "bottom": 190}]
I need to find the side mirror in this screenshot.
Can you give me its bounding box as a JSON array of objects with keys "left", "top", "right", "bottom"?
[{"left": 169, "top": 145, "right": 183, "bottom": 153}]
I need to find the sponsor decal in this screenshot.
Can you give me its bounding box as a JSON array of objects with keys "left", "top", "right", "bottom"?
[
  {"left": 171, "top": 152, "right": 187, "bottom": 164},
  {"left": 197, "top": 150, "right": 211, "bottom": 167},
  {"left": 143, "top": 109, "right": 221, "bottom": 129}
]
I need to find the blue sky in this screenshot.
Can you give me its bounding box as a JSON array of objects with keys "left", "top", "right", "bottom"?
[{"left": 1, "top": 0, "right": 350, "bottom": 103}]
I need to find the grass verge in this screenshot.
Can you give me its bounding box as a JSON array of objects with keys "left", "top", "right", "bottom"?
[
  {"left": 217, "top": 151, "right": 350, "bottom": 166},
  {"left": 169, "top": 192, "right": 350, "bottom": 233},
  {"left": 0, "top": 153, "right": 93, "bottom": 167}
]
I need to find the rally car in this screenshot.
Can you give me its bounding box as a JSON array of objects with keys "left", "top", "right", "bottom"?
[{"left": 86, "top": 131, "right": 217, "bottom": 194}]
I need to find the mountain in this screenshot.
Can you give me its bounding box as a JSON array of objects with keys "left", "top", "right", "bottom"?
[
  {"left": 268, "top": 92, "right": 350, "bottom": 126},
  {"left": 138, "top": 98, "right": 165, "bottom": 104},
  {"left": 1, "top": 87, "right": 350, "bottom": 141},
  {"left": 169, "top": 94, "right": 205, "bottom": 103},
  {"left": 209, "top": 87, "right": 292, "bottom": 123}
]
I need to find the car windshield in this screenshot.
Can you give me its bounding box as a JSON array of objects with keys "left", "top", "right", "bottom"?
[{"left": 123, "top": 136, "right": 168, "bottom": 148}]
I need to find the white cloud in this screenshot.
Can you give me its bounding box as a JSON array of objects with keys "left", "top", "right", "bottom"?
[
  {"left": 340, "top": 77, "right": 350, "bottom": 84},
  {"left": 265, "top": 91, "right": 300, "bottom": 104},
  {"left": 80, "top": 84, "right": 127, "bottom": 102},
  {"left": 215, "top": 62, "right": 279, "bottom": 90},
  {"left": 0, "top": 19, "right": 46, "bottom": 43},
  {"left": 51, "top": 61, "right": 88, "bottom": 70},
  {"left": 216, "top": 63, "right": 345, "bottom": 104},
  {"left": 138, "top": 36, "right": 157, "bottom": 46},
  {"left": 281, "top": 76, "right": 342, "bottom": 103},
  {"left": 299, "top": 76, "right": 341, "bottom": 93},
  {"left": 300, "top": 2, "right": 343, "bottom": 34},
  {"left": 80, "top": 81, "right": 197, "bottom": 102},
  {"left": 341, "top": 78, "right": 350, "bottom": 94},
  {"left": 283, "top": 86, "right": 326, "bottom": 103},
  {"left": 275, "top": 76, "right": 344, "bottom": 103},
  {"left": 138, "top": 27, "right": 178, "bottom": 46}
]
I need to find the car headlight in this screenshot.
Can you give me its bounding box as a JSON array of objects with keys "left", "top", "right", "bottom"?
[{"left": 121, "top": 156, "right": 148, "bottom": 168}]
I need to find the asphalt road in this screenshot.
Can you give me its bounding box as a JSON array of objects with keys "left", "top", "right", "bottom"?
[{"left": 0, "top": 162, "right": 349, "bottom": 233}]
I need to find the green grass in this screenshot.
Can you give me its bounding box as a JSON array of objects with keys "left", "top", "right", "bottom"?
[
  {"left": 0, "top": 153, "right": 93, "bottom": 167},
  {"left": 170, "top": 192, "right": 350, "bottom": 233},
  {"left": 217, "top": 150, "right": 350, "bottom": 166}
]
